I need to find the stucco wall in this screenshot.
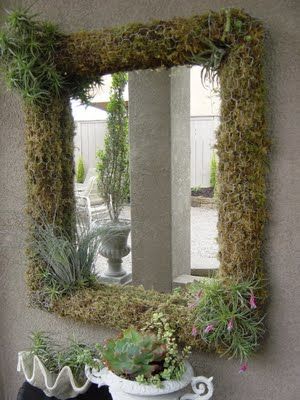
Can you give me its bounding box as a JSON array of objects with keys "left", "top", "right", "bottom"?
[{"left": 0, "top": 1, "right": 299, "bottom": 399}]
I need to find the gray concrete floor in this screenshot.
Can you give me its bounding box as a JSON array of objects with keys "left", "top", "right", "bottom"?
[
  {"left": 95, "top": 206, "right": 219, "bottom": 277},
  {"left": 191, "top": 206, "right": 219, "bottom": 271}
]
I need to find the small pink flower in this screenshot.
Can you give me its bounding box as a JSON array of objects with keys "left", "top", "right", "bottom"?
[
  {"left": 191, "top": 326, "right": 198, "bottom": 336},
  {"left": 239, "top": 363, "right": 248, "bottom": 373},
  {"left": 188, "top": 300, "right": 198, "bottom": 309},
  {"left": 204, "top": 324, "right": 214, "bottom": 334},
  {"left": 249, "top": 290, "right": 257, "bottom": 309},
  {"left": 227, "top": 318, "right": 234, "bottom": 332},
  {"left": 188, "top": 291, "right": 203, "bottom": 308}
]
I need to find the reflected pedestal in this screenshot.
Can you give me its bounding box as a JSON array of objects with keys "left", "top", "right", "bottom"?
[
  {"left": 129, "top": 67, "right": 190, "bottom": 292},
  {"left": 99, "top": 272, "right": 132, "bottom": 285}
]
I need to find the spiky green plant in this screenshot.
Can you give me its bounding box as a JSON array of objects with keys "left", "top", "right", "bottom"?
[
  {"left": 33, "top": 224, "right": 96, "bottom": 289},
  {"left": 190, "top": 278, "right": 265, "bottom": 362},
  {"left": 30, "top": 331, "right": 59, "bottom": 373},
  {"left": 96, "top": 72, "right": 129, "bottom": 222},
  {"left": 32, "top": 222, "right": 117, "bottom": 292},
  {"left": 76, "top": 156, "right": 85, "bottom": 183},
  {"left": 30, "top": 332, "right": 95, "bottom": 385},
  {"left": 188, "top": 37, "right": 227, "bottom": 86},
  {"left": 100, "top": 328, "right": 167, "bottom": 381}
]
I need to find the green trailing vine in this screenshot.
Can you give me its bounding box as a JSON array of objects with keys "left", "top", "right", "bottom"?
[{"left": 0, "top": 7, "right": 269, "bottom": 368}]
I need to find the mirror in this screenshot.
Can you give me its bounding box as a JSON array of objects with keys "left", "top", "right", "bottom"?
[
  {"left": 0, "top": 7, "right": 268, "bottom": 352},
  {"left": 71, "top": 66, "right": 220, "bottom": 287}
]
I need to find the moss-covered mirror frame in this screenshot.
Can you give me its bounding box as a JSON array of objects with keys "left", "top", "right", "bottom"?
[{"left": 1, "top": 8, "right": 269, "bottom": 355}]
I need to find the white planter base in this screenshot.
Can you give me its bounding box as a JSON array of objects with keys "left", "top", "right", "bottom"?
[
  {"left": 85, "top": 362, "right": 213, "bottom": 400},
  {"left": 108, "top": 386, "right": 189, "bottom": 400}
]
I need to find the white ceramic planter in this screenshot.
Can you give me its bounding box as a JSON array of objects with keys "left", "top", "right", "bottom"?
[
  {"left": 17, "top": 351, "right": 91, "bottom": 399},
  {"left": 85, "top": 361, "right": 213, "bottom": 400}
]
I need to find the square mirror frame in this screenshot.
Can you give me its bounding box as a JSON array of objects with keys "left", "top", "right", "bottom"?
[{"left": 1, "top": 7, "right": 269, "bottom": 353}]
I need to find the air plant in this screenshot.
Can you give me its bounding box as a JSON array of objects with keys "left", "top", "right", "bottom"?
[
  {"left": 0, "top": 7, "right": 102, "bottom": 106},
  {"left": 190, "top": 278, "right": 266, "bottom": 365},
  {"left": 188, "top": 37, "right": 228, "bottom": 86}
]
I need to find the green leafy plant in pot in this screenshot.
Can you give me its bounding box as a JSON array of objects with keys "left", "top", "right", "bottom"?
[
  {"left": 85, "top": 313, "right": 211, "bottom": 400},
  {"left": 96, "top": 72, "right": 130, "bottom": 280},
  {"left": 18, "top": 332, "right": 96, "bottom": 399}
]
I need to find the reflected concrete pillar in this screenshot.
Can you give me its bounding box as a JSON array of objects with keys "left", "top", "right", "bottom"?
[{"left": 129, "top": 67, "right": 190, "bottom": 292}]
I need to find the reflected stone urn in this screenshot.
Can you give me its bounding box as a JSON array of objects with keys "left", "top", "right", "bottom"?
[{"left": 97, "top": 219, "right": 131, "bottom": 284}]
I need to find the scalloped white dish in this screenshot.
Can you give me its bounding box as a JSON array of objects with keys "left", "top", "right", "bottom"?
[{"left": 17, "top": 351, "right": 91, "bottom": 399}]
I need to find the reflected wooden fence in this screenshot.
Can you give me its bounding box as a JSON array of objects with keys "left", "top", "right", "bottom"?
[{"left": 74, "top": 115, "right": 219, "bottom": 187}]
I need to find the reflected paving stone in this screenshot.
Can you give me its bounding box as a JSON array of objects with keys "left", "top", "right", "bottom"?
[
  {"left": 99, "top": 272, "right": 132, "bottom": 285},
  {"left": 191, "top": 257, "right": 219, "bottom": 277},
  {"left": 173, "top": 274, "right": 205, "bottom": 288}
]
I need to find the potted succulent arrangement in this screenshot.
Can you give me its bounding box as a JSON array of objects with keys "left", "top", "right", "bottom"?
[
  {"left": 17, "top": 332, "right": 95, "bottom": 399},
  {"left": 96, "top": 72, "right": 131, "bottom": 282},
  {"left": 85, "top": 313, "right": 214, "bottom": 400}
]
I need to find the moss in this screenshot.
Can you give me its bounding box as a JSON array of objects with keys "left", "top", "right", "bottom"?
[
  {"left": 217, "top": 36, "right": 269, "bottom": 280},
  {"left": 1, "top": 8, "right": 269, "bottom": 352},
  {"left": 59, "top": 98, "right": 76, "bottom": 239},
  {"left": 24, "top": 97, "right": 76, "bottom": 298},
  {"left": 52, "top": 283, "right": 207, "bottom": 350},
  {"left": 55, "top": 9, "right": 259, "bottom": 77}
]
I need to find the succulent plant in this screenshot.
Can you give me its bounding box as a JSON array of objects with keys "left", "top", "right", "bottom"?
[{"left": 101, "top": 328, "right": 167, "bottom": 380}]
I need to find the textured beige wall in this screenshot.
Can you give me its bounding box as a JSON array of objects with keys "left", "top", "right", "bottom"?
[{"left": 0, "top": 0, "right": 299, "bottom": 399}]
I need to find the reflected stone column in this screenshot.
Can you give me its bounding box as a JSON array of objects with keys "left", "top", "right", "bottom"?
[{"left": 128, "top": 67, "right": 190, "bottom": 292}]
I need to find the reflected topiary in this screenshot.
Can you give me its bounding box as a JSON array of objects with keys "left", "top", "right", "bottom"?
[
  {"left": 76, "top": 156, "right": 85, "bottom": 184},
  {"left": 96, "top": 72, "right": 129, "bottom": 222},
  {"left": 210, "top": 151, "right": 217, "bottom": 190}
]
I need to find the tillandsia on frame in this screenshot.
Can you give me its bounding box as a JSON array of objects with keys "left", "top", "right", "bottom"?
[{"left": 0, "top": 6, "right": 269, "bottom": 368}]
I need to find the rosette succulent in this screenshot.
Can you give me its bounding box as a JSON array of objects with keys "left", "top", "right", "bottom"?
[
  {"left": 98, "top": 313, "right": 190, "bottom": 387},
  {"left": 101, "top": 328, "right": 167, "bottom": 380}
]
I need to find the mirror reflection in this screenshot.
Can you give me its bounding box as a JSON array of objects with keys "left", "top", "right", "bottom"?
[{"left": 71, "top": 66, "right": 220, "bottom": 286}]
